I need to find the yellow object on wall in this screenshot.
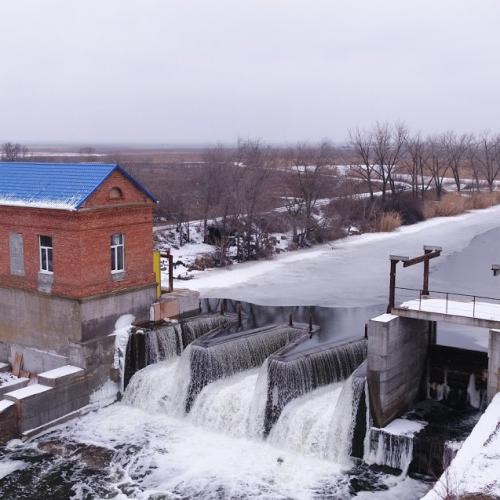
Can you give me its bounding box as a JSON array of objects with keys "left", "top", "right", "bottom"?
[{"left": 153, "top": 250, "right": 161, "bottom": 298}]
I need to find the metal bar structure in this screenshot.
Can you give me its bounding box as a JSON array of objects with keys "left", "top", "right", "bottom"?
[
  {"left": 387, "top": 245, "right": 442, "bottom": 313},
  {"left": 394, "top": 286, "right": 500, "bottom": 319},
  {"left": 159, "top": 250, "right": 175, "bottom": 293},
  {"left": 402, "top": 249, "right": 441, "bottom": 268}
]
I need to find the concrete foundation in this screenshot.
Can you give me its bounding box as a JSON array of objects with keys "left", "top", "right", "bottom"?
[
  {"left": 488, "top": 329, "right": 500, "bottom": 402},
  {"left": 367, "top": 313, "right": 431, "bottom": 428},
  {"left": 0, "top": 284, "right": 155, "bottom": 379}
]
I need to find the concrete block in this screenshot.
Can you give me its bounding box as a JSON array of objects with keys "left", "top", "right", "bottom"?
[
  {"left": 38, "top": 365, "right": 85, "bottom": 388},
  {"left": 0, "top": 377, "right": 29, "bottom": 397},
  {"left": 0, "top": 400, "right": 18, "bottom": 443},
  {"left": 367, "top": 314, "right": 430, "bottom": 427}
]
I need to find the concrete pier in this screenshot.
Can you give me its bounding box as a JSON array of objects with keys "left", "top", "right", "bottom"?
[
  {"left": 488, "top": 329, "right": 500, "bottom": 402},
  {"left": 367, "top": 313, "right": 431, "bottom": 428}
]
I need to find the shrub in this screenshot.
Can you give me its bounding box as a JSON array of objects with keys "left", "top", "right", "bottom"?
[
  {"left": 431, "top": 194, "right": 467, "bottom": 217},
  {"left": 376, "top": 211, "right": 402, "bottom": 232},
  {"left": 469, "top": 191, "right": 500, "bottom": 209},
  {"left": 383, "top": 193, "right": 425, "bottom": 225}
]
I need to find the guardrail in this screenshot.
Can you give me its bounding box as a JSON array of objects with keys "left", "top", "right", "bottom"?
[{"left": 394, "top": 286, "right": 500, "bottom": 320}]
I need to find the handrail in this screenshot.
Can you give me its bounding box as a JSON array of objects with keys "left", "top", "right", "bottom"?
[{"left": 394, "top": 286, "right": 500, "bottom": 303}]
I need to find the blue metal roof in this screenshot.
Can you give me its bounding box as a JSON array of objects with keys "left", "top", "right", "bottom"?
[{"left": 0, "top": 162, "right": 157, "bottom": 210}]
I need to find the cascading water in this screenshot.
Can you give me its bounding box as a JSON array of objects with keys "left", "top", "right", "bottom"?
[
  {"left": 122, "top": 321, "right": 370, "bottom": 475},
  {"left": 123, "top": 314, "right": 238, "bottom": 390},
  {"left": 185, "top": 324, "right": 307, "bottom": 412},
  {"left": 180, "top": 314, "right": 237, "bottom": 348},
  {"left": 123, "top": 345, "right": 193, "bottom": 417},
  {"left": 265, "top": 338, "right": 367, "bottom": 433},
  {"left": 268, "top": 374, "right": 365, "bottom": 465},
  {"left": 145, "top": 323, "right": 181, "bottom": 363},
  {"left": 363, "top": 418, "right": 426, "bottom": 475},
  {"left": 188, "top": 358, "right": 271, "bottom": 439},
  {"left": 122, "top": 357, "right": 180, "bottom": 413}
]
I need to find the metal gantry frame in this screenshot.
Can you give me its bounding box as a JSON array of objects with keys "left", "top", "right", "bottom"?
[{"left": 387, "top": 245, "right": 443, "bottom": 313}]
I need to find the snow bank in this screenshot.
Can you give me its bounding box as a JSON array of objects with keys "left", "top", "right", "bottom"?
[{"left": 423, "top": 393, "right": 500, "bottom": 499}]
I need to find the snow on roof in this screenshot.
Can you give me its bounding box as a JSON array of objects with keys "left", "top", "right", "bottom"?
[
  {"left": 38, "top": 365, "right": 83, "bottom": 379},
  {"left": 0, "top": 162, "right": 157, "bottom": 210}
]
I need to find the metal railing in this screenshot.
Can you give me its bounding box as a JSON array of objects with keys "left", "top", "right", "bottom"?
[{"left": 394, "top": 286, "right": 500, "bottom": 320}]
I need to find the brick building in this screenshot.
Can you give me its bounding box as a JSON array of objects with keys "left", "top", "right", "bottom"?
[{"left": 0, "top": 162, "right": 158, "bottom": 377}]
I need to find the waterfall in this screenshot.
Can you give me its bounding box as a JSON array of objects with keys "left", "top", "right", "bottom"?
[
  {"left": 363, "top": 419, "right": 426, "bottom": 475},
  {"left": 123, "top": 314, "right": 238, "bottom": 391},
  {"left": 188, "top": 359, "right": 271, "bottom": 439},
  {"left": 122, "top": 358, "right": 180, "bottom": 413},
  {"left": 185, "top": 324, "right": 306, "bottom": 412},
  {"left": 265, "top": 338, "right": 367, "bottom": 433},
  {"left": 123, "top": 345, "right": 194, "bottom": 417},
  {"left": 180, "top": 314, "right": 238, "bottom": 349},
  {"left": 189, "top": 368, "right": 261, "bottom": 437},
  {"left": 268, "top": 375, "right": 365, "bottom": 465},
  {"left": 145, "top": 324, "right": 181, "bottom": 363}
]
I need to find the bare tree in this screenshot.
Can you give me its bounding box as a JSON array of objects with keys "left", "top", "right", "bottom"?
[
  {"left": 372, "top": 122, "right": 408, "bottom": 201},
  {"left": 234, "top": 139, "right": 275, "bottom": 260},
  {"left": 403, "top": 133, "right": 432, "bottom": 200},
  {"left": 1, "top": 142, "right": 28, "bottom": 161},
  {"left": 443, "top": 131, "right": 471, "bottom": 193},
  {"left": 476, "top": 132, "right": 500, "bottom": 191},
  {"left": 285, "top": 141, "right": 335, "bottom": 245},
  {"left": 427, "top": 135, "right": 449, "bottom": 199},
  {"left": 348, "top": 128, "right": 376, "bottom": 201}
]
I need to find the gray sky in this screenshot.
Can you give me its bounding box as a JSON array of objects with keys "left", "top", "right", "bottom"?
[{"left": 1, "top": 0, "right": 499, "bottom": 145}]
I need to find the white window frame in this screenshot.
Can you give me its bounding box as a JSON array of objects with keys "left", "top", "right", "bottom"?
[
  {"left": 111, "top": 233, "right": 125, "bottom": 274},
  {"left": 39, "top": 235, "right": 53, "bottom": 274}
]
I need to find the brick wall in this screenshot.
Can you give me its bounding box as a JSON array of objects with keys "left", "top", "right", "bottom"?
[{"left": 0, "top": 171, "right": 156, "bottom": 299}]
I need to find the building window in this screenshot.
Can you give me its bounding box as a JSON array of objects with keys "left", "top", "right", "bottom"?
[
  {"left": 109, "top": 187, "right": 123, "bottom": 200},
  {"left": 111, "top": 233, "right": 124, "bottom": 273},
  {"left": 39, "top": 235, "right": 53, "bottom": 273}
]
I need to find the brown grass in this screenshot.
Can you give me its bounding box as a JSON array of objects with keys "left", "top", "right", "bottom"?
[
  {"left": 424, "top": 193, "right": 467, "bottom": 218},
  {"left": 468, "top": 191, "right": 500, "bottom": 209},
  {"left": 376, "top": 211, "right": 402, "bottom": 232}
]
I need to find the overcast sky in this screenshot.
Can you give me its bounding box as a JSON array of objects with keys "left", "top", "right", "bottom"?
[{"left": 1, "top": 0, "right": 499, "bottom": 145}]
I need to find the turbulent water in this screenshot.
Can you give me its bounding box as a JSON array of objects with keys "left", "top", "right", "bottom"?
[
  {"left": 0, "top": 343, "right": 431, "bottom": 500},
  {"left": 266, "top": 338, "right": 367, "bottom": 432},
  {"left": 186, "top": 324, "right": 306, "bottom": 411}
]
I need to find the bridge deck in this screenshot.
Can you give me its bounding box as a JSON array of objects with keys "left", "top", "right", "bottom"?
[{"left": 394, "top": 297, "right": 500, "bottom": 329}]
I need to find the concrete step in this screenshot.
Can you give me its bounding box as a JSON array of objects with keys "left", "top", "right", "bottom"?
[
  {"left": 4, "top": 384, "right": 54, "bottom": 432},
  {"left": 0, "top": 377, "right": 29, "bottom": 397},
  {"left": 37, "top": 365, "right": 84, "bottom": 387}
]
